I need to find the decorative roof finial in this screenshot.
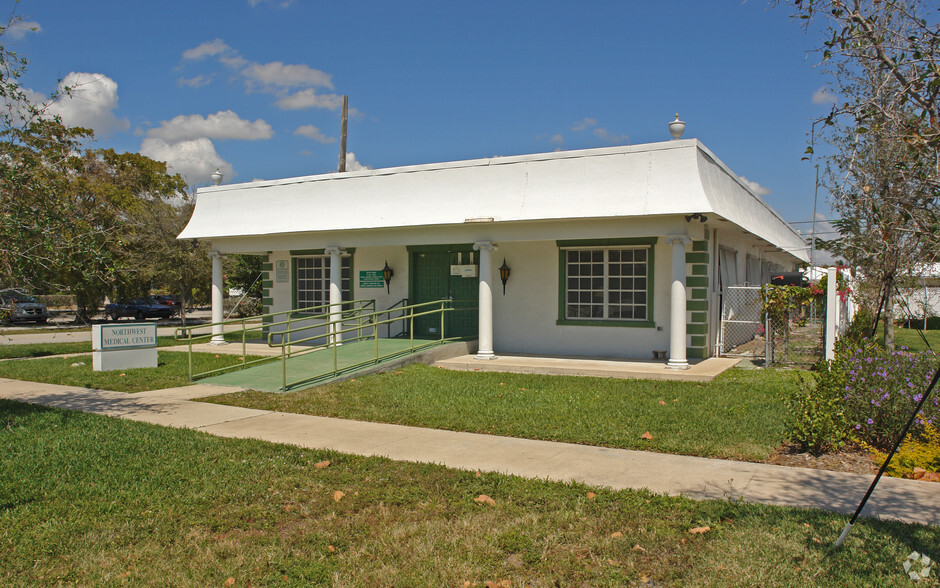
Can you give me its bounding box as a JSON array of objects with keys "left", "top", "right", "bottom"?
[{"left": 668, "top": 113, "right": 685, "bottom": 140}]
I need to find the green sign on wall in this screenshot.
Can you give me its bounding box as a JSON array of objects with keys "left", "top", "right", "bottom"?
[{"left": 359, "top": 270, "right": 384, "bottom": 288}]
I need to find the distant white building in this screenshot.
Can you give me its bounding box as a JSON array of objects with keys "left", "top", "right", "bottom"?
[{"left": 179, "top": 137, "right": 807, "bottom": 366}]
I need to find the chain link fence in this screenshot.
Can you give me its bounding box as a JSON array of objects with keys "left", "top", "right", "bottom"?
[{"left": 719, "top": 286, "right": 825, "bottom": 369}]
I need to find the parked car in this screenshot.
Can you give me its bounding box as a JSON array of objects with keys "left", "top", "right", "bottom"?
[
  {"left": 0, "top": 289, "right": 50, "bottom": 324},
  {"left": 105, "top": 297, "right": 175, "bottom": 321},
  {"left": 152, "top": 294, "right": 179, "bottom": 308}
]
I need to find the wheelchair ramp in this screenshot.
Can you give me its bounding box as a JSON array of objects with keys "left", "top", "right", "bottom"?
[{"left": 200, "top": 338, "right": 447, "bottom": 392}]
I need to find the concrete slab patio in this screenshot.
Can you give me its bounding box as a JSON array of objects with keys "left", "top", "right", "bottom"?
[
  {"left": 1, "top": 377, "right": 936, "bottom": 527},
  {"left": 435, "top": 354, "right": 741, "bottom": 382}
]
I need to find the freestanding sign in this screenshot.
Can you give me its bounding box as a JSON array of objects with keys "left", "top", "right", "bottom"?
[{"left": 92, "top": 323, "right": 158, "bottom": 371}]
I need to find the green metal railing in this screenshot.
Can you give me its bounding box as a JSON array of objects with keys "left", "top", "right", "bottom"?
[
  {"left": 268, "top": 299, "right": 454, "bottom": 391},
  {"left": 383, "top": 298, "right": 410, "bottom": 338},
  {"left": 175, "top": 298, "right": 456, "bottom": 390},
  {"left": 174, "top": 298, "right": 377, "bottom": 382}
]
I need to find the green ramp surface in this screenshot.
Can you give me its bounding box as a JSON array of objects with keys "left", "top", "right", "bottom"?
[{"left": 200, "top": 338, "right": 442, "bottom": 391}]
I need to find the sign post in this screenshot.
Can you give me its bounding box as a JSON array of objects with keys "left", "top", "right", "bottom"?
[{"left": 92, "top": 323, "right": 158, "bottom": 371}]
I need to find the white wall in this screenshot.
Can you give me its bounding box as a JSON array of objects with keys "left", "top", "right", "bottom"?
[{"left": 492, "top": 240, "right": 672, "bottom": 359}]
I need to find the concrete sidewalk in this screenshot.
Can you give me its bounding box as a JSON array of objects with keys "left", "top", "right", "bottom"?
[{"left": 1, "top": 377, "right": 936, "bottom": 526}]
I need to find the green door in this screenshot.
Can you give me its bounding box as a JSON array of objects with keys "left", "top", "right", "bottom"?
[{"left": 411, "top": 247, "right": 479, "bottom": 339}]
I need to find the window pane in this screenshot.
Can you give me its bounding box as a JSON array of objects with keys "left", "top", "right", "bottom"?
[{"left": 563, "top": 246, "right": 650, "bottom": 322}]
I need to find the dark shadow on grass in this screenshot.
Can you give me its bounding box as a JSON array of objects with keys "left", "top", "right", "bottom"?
[{"left": 671, "top": 459, "right": 940, "bottom": 527}]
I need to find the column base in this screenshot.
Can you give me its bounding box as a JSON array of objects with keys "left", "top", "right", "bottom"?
[
  {"left": 208, "top": 337, "right": 228, "bottom": 346},
  {"left": 475, "top": 352, "right": 498, "bottom": 360},
  {"left": 665, "top": 360, "right": 690, "bottom": 370}
]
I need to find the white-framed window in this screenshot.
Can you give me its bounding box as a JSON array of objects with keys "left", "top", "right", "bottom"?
[
  {"left": 295, "top": 255, "right": 351, "bottom": 310},
  {"left": 562, "top": 246, "right": 650, "bottom": 322}
]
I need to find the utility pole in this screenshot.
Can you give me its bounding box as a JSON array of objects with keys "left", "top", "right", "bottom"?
[{"left": 338, "top": 95, "right": 348, "bottom": 172}]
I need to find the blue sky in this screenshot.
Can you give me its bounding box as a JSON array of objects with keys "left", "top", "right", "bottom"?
[{"left": 9, "top": 0, "right": 835, "bottom": 231}]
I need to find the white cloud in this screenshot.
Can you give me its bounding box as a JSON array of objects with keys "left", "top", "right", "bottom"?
[
  {"left": 46, "top": 73, "right": 130, "bottom": 136},
  {"left": 140, "top": 137, "right": 233, "bottom": 184},
  {"left": 344, "top": 152, "right": 370, "bottom": 171},
  {"left": 550, "top": 134, "right": 564, "bottom": 145},
  {"left": 294, "top": 124, "right": 335, "bottom": 143},
  {"left": 812, "top": 86, "right": 837, "bottom": 105},
  {"left": 572, "top": 118, "right": 597, "bottom": 131},
  {"left": 249, "top": 0, "right": 297, "bottom": 7},
  {"left": 182, "top": 39, "right": 246, "bottom": 69},
  {"left": 182, "top": 39, "right": 232, "bottom": 61},
  {"left": 276, "top": 89, "right": 344, "bottom": 111},
  {"left": 146, "top": 110, "right": 272, "bottom": 142},
  {"left": 178, "top": 75, "right": 213, "bottom": 88},
  {"left": 593, "top": 127, "right": 628, "bottom": 143},
  {"left": 243, "top": 61, "right": 333, "bottom": 91},
  {"left": 739, "top": 176, "right": 771, "bottom": 197},
  {"left": 6, "top": 20, "right": 41, "bottom": 40}
]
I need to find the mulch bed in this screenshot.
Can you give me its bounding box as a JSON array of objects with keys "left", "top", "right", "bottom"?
[{"left": 765, "top": 443, "right": 880, "bottom": 475}]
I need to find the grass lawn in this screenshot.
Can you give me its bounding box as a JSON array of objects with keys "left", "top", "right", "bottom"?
[
  {"left": 204, "top": 364, "right": 802, "bottom": 462},
  {"left": 2, "top": 400, "right": 936, "bottom": 587},
  {"left": 0, "top": 336, "right": 187, "bottom": 360},
  {"left": 0, "top": 350, "right": 264, "bottom": 393},
  {"left": 882, "top": 327, "right": 940, "bottom": 353}
]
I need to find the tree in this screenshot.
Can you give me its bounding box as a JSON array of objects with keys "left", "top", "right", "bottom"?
[
  {"left": 224, "top": 254, "right": 264, "bottom": 300},
  {"left": 789, "top": 0, "right": 940, "bottom": 348},
  {"left": 0, "top": 12, "right": 204, "bottom": 320},
  {"left": 126, "top": 197, "right": 210, "bottom": 326}
]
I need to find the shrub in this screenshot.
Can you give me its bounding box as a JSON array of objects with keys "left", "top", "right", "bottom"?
[
  {"left": 223, "top": 296, "right": 262, "bottom": 319},
  {"left": 830, "top": 339, "right": 939, "bottom": 451},
  {"left": 35, "top": 294, "right": 75, "bottom": 308},
  {"left": 783, "top": 377, "right": 849, "bottom": 455},
  {"left": 863, "top": 424, "right": 940, "bottom": 478}
]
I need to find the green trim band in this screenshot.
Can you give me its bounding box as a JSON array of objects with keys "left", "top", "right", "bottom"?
[
  {"left": 692, "top": 240, "right": 708, "bottom": 252},
  {"left": 685, "top": 252, "right": 708, "bottom": 264},
  {"left": 556, "top": 319, "right": 656, "bottom": 328},
  {"left": 556, "top": 237, "right": 658, "bottom": 248},
  {"left": 686, "top": 276, "right": 708, "bottom": 288}
]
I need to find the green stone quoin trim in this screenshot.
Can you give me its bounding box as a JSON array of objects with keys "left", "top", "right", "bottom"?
[
  {"left": 261, "top": 254, "right": 272, "bottom": 339},
  {"left": 687, "top": 347, "right": 708, "bottom": 359},
  {"left": 555, "top": 237, "right": 657, "bottom": 328},
  {"left": 686, "top": 242, "right": 709, "bottom": 358}
]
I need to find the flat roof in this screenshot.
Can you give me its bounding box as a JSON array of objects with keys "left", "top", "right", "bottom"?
[{"left": 179, "top": 139, "right": 808, "bottom": 262}]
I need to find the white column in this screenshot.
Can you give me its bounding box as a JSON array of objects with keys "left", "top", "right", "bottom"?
[
  {"left": 474, "top": 241, "right": 497, "bottom": 360},
  {"left": 825, "top": 267, "right": 837, "bottom": 361},
  {"left": 666, "top": 235, "right": 691, "bottom": 369},
  {"left": 326, "top": 247, "right": 345, "bottom": 346},
  {"left": 208, "top": 251, "right": 226, "bottom": 345}
]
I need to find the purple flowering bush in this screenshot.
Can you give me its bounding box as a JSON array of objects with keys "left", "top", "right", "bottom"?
[{"left": 818, "top": 338, "right": 940, "bottom": 451}]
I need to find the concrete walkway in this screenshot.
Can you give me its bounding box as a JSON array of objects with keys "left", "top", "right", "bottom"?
[{"left": 1, "top": 377, "right": 936, "bottom": 527}]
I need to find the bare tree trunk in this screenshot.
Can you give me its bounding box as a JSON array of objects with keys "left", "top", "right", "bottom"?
[{"left": 883, "top": 277, "right": 895, "bottom": 351}]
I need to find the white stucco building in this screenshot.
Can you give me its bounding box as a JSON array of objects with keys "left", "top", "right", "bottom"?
[{"left": 179, "top": 138, "right": 808, "bottom": 366}]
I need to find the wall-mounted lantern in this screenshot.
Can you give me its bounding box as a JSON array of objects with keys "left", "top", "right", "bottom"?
[
  {"left": 498, "top": 259, "right": 511, "bottom": 295},
  {"left": 382, "top": 260, "right": 394, "bottom": 293}
]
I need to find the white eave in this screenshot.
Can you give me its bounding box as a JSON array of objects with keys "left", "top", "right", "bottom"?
[{"left": 179, "top": 139, "right": 808, "bottom": 262}]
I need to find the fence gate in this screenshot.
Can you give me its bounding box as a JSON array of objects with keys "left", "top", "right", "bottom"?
[{"left": 719, "top": 286, "right": 764, "bottom": 358}]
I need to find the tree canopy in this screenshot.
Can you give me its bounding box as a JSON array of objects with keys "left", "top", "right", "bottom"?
[
  {"left": 0, "top": 12, "right": 209, "bottom": 319},
  {"left": 789, "top": 0, "right": 940, "bottom": 347}
]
